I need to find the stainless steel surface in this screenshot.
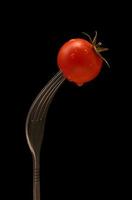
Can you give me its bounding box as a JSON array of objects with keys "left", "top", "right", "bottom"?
[{"left": 25, "top": 71, "right": 65, "bottom": 200}]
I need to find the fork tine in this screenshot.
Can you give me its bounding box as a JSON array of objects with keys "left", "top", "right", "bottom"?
[
  {"left": 29, "top": 71, "right": 63, "bottom": 121},
  {"left": 37, "top": 76, "right": 65, "bottom": 121},
  {"left": 32, "top": 72, "right": 64, "bottom": 121}
]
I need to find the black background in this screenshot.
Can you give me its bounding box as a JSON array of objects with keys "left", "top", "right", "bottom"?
[{"left": 2, "top": 3, "right": 130, "bottom": 200}]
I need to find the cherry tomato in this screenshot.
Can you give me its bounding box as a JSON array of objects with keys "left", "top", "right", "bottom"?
[{"left": 57, "top": 38, "right": 103, "bottom": 86}]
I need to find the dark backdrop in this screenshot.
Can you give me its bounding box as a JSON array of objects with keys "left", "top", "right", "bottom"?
[{"left": 2, "top": 5, "right": 130, "bottom": 200}]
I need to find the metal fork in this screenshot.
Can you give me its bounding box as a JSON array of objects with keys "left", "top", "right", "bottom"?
[{"left": 25, "top": 71, "right": 65, "bottom": 200}]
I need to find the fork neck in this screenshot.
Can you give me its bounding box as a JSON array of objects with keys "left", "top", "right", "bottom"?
[{"left": 33, "top": 154, "right": 40, "bottom": 170}]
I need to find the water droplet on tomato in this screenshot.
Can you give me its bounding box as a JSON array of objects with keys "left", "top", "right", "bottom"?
[{"left": 71, "top": 53, "right": 75, "bottom": 59}]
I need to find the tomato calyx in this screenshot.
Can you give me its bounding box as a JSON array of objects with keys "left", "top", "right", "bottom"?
[{"left": 82, "top": 31, "right": 110, "bottom": 68}]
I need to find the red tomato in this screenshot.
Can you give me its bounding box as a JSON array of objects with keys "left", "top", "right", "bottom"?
[{"left": 57, "top": 38, "right": 103, "bottom": 86}]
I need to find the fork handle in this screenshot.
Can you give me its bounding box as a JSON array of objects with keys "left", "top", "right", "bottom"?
[{"left": 33, "top": 167, "right": 40, "bottom": 200}]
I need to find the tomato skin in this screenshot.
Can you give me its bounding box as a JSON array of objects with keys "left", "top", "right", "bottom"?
[{"left": 57, "top": 38, "right": 103, "bottom": 86}]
